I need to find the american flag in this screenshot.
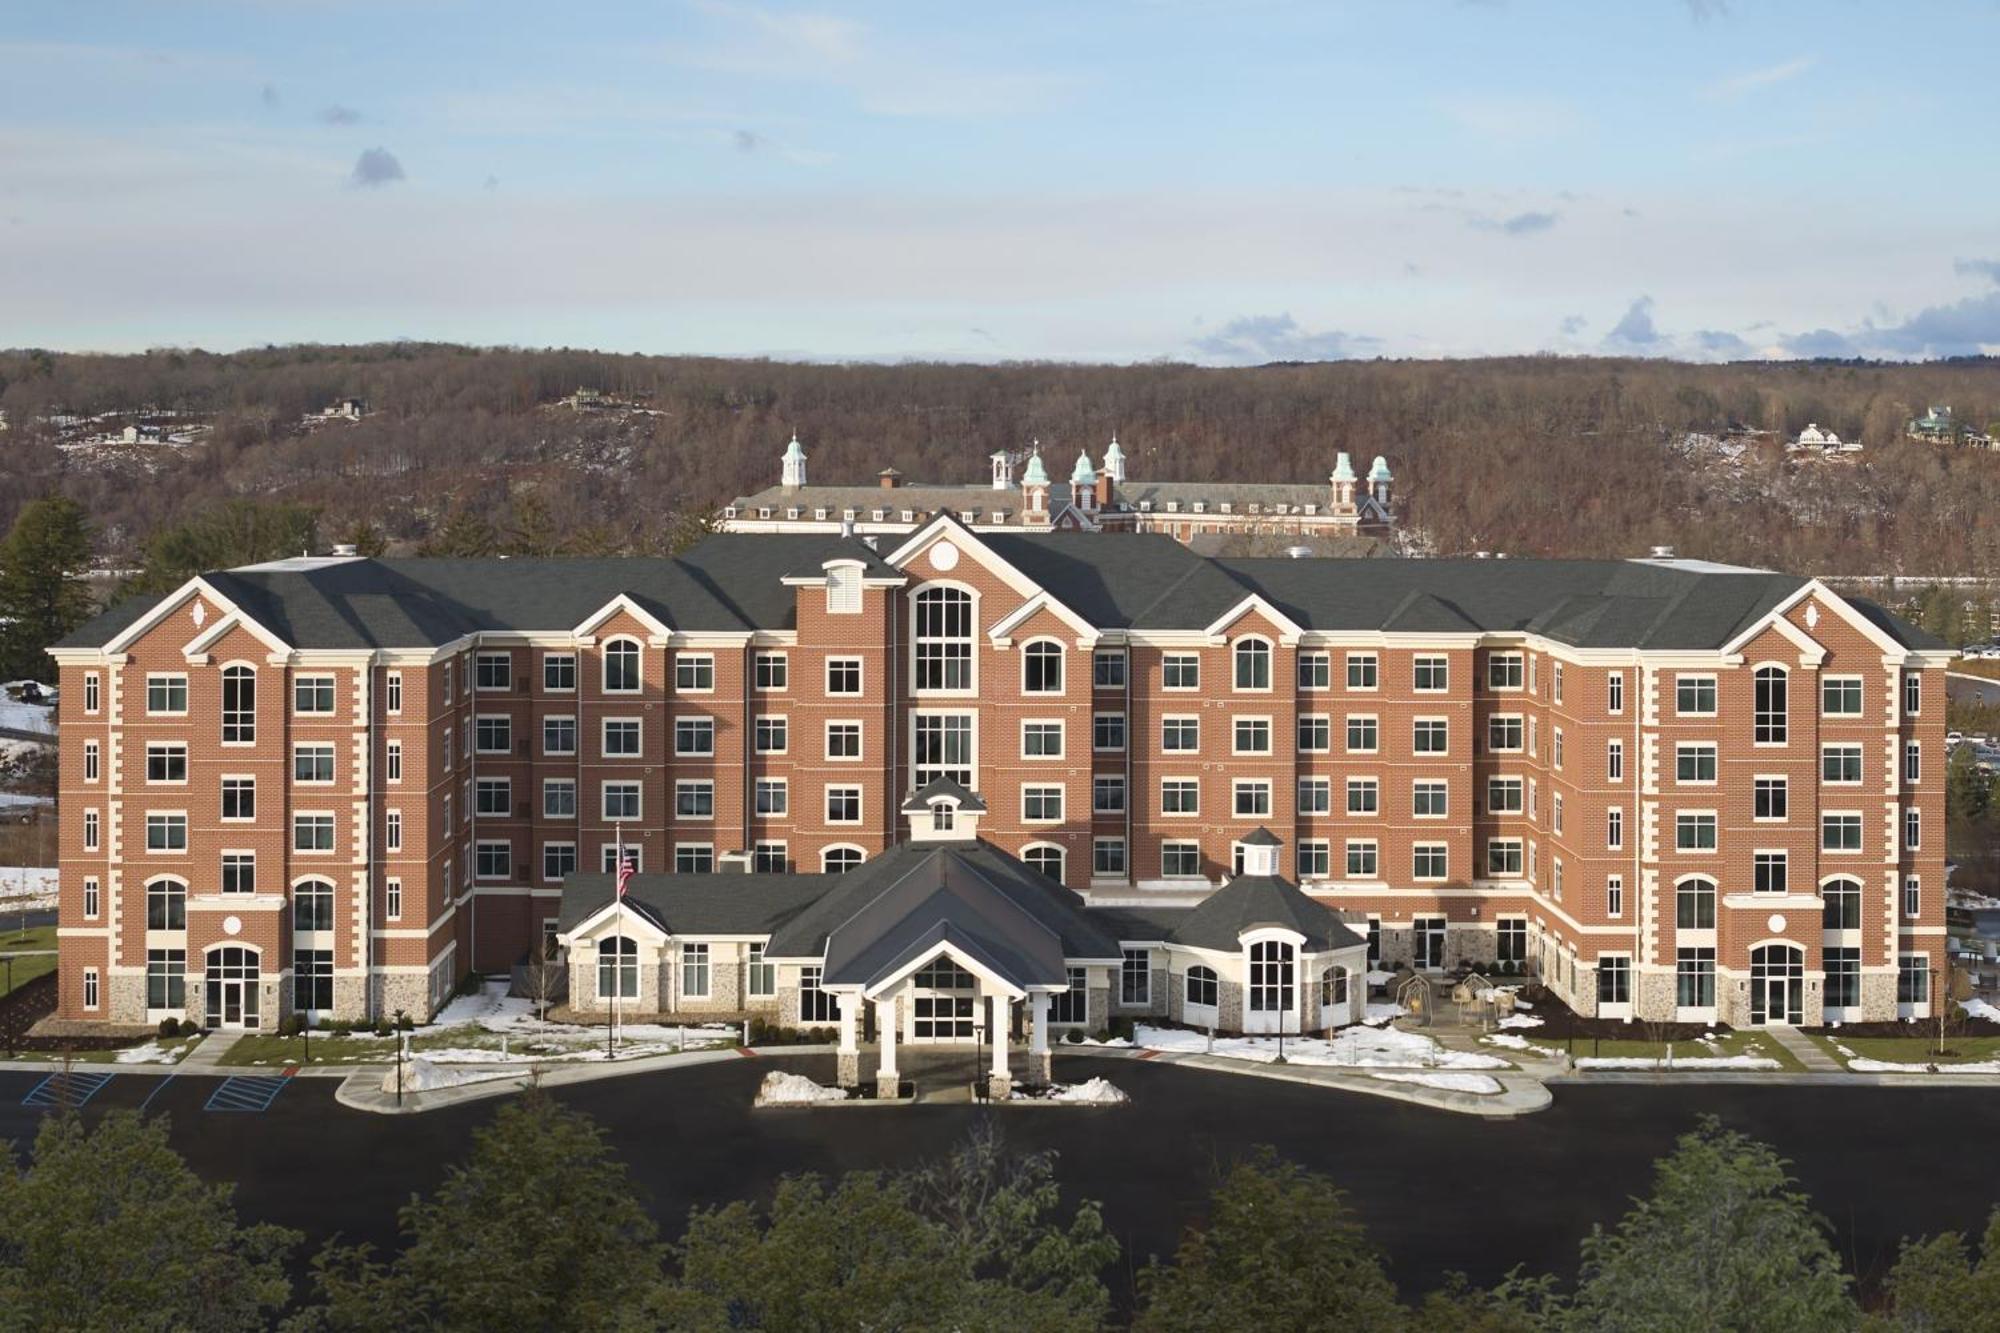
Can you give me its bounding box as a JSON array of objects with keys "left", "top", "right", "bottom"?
[{"left": 616, "top": 854, "right": 634, "bottom": 899}]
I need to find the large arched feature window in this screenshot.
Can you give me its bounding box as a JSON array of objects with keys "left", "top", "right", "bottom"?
[
  {"left": 603, "top": 638, "right": 641, "bottom": 693},
  {"left": 1675, "top": 876, "right": 1717, "bottom": 930},
  {"left": 145, "top": 877, "right": 186, "bottom": 930},
  {"left": 1822, "top": 876, "right": 1863, "bottom": 929},
  {"left": 821, "top": 845, "right": 865, "bottom": 874},
  {"left": 1753, "top": 666, "right": 1788, "bottom": 744},
  {"left": 1247, "top": 939, "right": 1295, "bottom": 1014},
  {"left": 913, "top": 586, "right": 973, "bottom": 691},
  {"left": 221, "top": 664, "right": 256, "bottom": 743},
  {"left": 1185, "top": 965, "right": 1218, "bottom": 1010},
  {"left": 293, "top": 878, "right": 335, "bottom": 932},
  {"left": 1234, "top": 638, "right": 1271, "bottom": 691},
  {"left": 597, "top": 937, "right": 638, "bottom": 999},
  {"left": 1023, "top": 843, "right": 1065, "bottom": 883},
  {"left": 1022, "top": 640, "right": 1063, "bottom": 694}
]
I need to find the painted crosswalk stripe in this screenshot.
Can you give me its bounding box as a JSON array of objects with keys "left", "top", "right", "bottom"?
[
  {"left": 203, "top": 1075, "right": 288, "bottom": 1112},
  {"left": 21, "top": 1071, "right": 115, "bottom": 1109}
]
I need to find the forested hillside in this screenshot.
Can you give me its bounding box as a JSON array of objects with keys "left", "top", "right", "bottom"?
[{"left": 3, "top": 343, "right": 1999, "bottom": 575}]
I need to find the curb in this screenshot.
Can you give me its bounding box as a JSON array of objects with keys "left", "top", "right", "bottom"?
[{"left": 330, "top": 1043, "right": 841, "bottom": 1114}]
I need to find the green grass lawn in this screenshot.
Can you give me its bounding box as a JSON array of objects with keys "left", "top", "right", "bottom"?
[
  {"left": 220, "top": 1031, "right": 402, "bottom": 1067},
  {"left": 63, "top": 1035, "right": 205, "bottom": 1065},
  {"left": 1569, "top": 1030, "right": 1805, "bottom": 1072},
  {"left": 0, "top": 924, "right": 57, "bottom": 998},
  {"left": 1824, "top": 1033, "right": 2000, "bottom": 1067}
]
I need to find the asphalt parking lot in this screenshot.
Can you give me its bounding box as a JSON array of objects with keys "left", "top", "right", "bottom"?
[{"left": 1, "top": 1055, "right": 1995, "bottom": 1304}]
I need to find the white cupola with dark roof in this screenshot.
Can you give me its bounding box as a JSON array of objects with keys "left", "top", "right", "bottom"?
[
  {"left": 1021, "top": 445, "right": 1051, "bottom": 516},
  {"left": 1070, "top": 449, "right": 1097, "bottom": 514},
  {"left": 1367, "top": 455, "right": 1393, "bottom": 509},
  {"left": 991, "top": 450, "right": 1014, "bottom": 491},
  {"left": 780, "top": 432, "right": 808, "bottom": 489},
  {"left": 901, "top": 777, "right": 987, "bottom": 843},
  {"left": 1102, "top": 433, "right": 1127, "bottom": 484},
  {"left": 1329, "top": 451, "right": 1358, "bottom": 515}
]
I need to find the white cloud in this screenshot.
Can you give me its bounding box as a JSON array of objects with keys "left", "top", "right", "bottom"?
[{"left": 1701, "top": 55, "right": 1815, "bottom": 102}]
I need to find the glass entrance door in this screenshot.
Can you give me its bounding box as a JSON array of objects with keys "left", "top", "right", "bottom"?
[
  {"left": 1750, "top": 945, "right": 1803, "bottom": 1025},
  {"left": 204, "top": 946, "right": 261, "bottom": 1030},
  {"left": 1245, "top": 940, "right": 1296, "bottom": 1034},
  {"left": 908, "top": 957, "right": 978, "bottom": 1042}
]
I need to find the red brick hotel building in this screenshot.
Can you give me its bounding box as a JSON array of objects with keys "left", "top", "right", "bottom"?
[{"left": 48, "top": 518, "right": 1950, "bottom": 1033}]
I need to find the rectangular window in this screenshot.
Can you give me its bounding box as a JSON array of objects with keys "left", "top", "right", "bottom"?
[
  {"left": 1904, "top": 875, "right": 1921, "bottom": 918},
  {"left": 593, "top": 718, "right": 638, "bottom": 757},
  {"left": 1497, "top": 920, "right": 1526, "bottom": 963},
  {"left": 1296, "top": 714, "right": 1330, "bottom": 752},
  {"left": 83, "top": 876, "right": 100, "bottom": 918},
  {"left": 1606, "top": 807, "right": 1623, "bottom": 850},
  {"left": 1552, "top": 661, "right": 1564, "bottom": 704},
  {"left": 1754, "top": 851, "right": 1787, "bottom": 894},
  {"left": 530, "top": 842, "right": 572, "bottom": 885},
  {"left": 1297, "top": 840, "right": 1330, "bottom": 877},
  {"left": 83, "top": 739, "right": 99, "bottom": 783},
  {"left": 753, "top": 652, "right": 787, "bottom": 692},
  {"left": 1822, "top": 813, "right": 1862, "bottom": 851},
  {"left": 84, "top": 673, "right": 100, "bottom": 713},
  {"left": 1821, "top": 676, "right": 1864, "bottom": 716},
  {"left": 675, "top": 718, "right": 715, "bottom": 755},
  {"left": 1346, "top": 653, "right": 1378, "bottom": 690},
  {"left": 1825, "top": 947, "right": 1860, "bottom": 1008},
  {"left": 1676, "top": 743, "right": 1717, "bottom": 784},
  {"left": 1163, "top": 654, "right": 1200, "bottom": 690},
  {"left": 826, "top": 658, "right": 862, "bottom": 695},
  {"left": 293, "top": 743, "right": 335, "bottom": 784},
  {"left": 145, "top": 742, "right": 187, "bottom": 784},
  {"left": 145, "top": 811, "right": 188, "bottom": 853},
  {"left": 1023, "top": 785, "right": 1063, "bottom": 822},
  {"left": 144, "top": 953, "right": 183, "bottom": 1009},
  {"left": 1606, "top": 875, "right": 1623, "bottom": 918},
  {"left": 1487, "top": 652, "right": 1523, "bottom": 690},
  {"left": 221, "top": 668, "right": 255, "bottom": 743},
  {"left": 1487, "top": 777, "right": 1523, "bottom": 813},
  {"left": 1232, "top": 717, "right": 1271, "bottom": 754},
  {"left": 1675, "top": 676, "right": 1717, "bottom": 716},
  {"left": 1233, "top": 779, "right": 1271, "bottom": 816},
  {"left": 1093, "top": 837, "right": 1126, "bottom": 876},
  {"left": 752, "top": 841, "right": 787, "bottom": 873},
  {"left": 1598, "top": 957, "right": 1630, "bottom": 1005},
  {"left": 747, "top": 943, "right": 776, "bottom": 997},
  {"left": 385, "top": 671, "right": 403, "bottom": 712},
  {"left": 1346, "top": 777, "right": 1379, "bottom": 815},
  {"left": 1346, "top": 715, "right": 1379, "bottom": 753},
  {"left": 1753, "top": 777, "right": 1788, "bottom": 820},
  {"left": 1553, "top": 728, "right": 1565, "bottom": 770},
  {"left": 476, "top": 652, "right": 511, "bottom": 691},
  {"left": 1675, "top": 812, "right": 1717, "bottom": 851},
  {"left": 1093, "top": 713, "right": 1126, "bottom": 753},
  {"left": 221, "top": 852, "right": 254, "bottom": 895},
  {"left": 543, "top": 716, "right": 577, "bottom": 756},
  {"left": 604, "top": 782, "right": 641, "bottom": 821},
  {"left": 475, "top": 715, "right": 512, "bottom": 754},
  {"left": 1093, "top": 775, "right": 1125, "bottom": 814},
  {"left": 1413, "top": 843, "right": 1448, "bottom": 880},
  {"left": 476, "top": 776, "right": 511, "bottom": 816},
  {"left": 754, "top": 777, "right": 789, "bottom": 818},
  {"left": 1162, "top": 716, "right": 1199, "bottom": 752},
  {"left": 1413, "top": 719, "right": 1447, "bottom": 754},
  {"left": 543, "top": 653, "right": 576, "bottom": 692},
  {"left": 1345, "top": 840, "right": 1378, "bottom": 877},
  {"left": 1297, "top": 651, "right": 1330, "bottom": 690},
  {"left": 1413, "top": 655, "right": 1449, "bottom": 692},
  {"left": 675, "top": 655, "right": 715, "bottom": 692},
  {"left": 1162, "top": 841, "right": 1201, "bottom": 877},
  {"left": 1297, "top": 776, "right": 1331, "bottom": 815},
  {"left": 476, "top": 841, "right": 511, "bottom": 879},
  {"left": 294, "top": 675, "right": 336, "bottom": 714},
  {"left": 675, "top": 780, "right": 715, "bottom": 820},
  {"left": 681, "top": 943, "right": 711, "bottom": 998},
  {"left": 386, "top": 810, "right": 402, "bottom": 851},
  {"left": 1608, "top": 671, "right": 1624, "bottom": 714},
  {"left": 146, "top": 674, "right": 188, "bottom": 714},
  {"left": 1905, "top": 672, "right": 1922, "bottom": 717},
  {"left": 1485, "top": 839, "right": 1523, "bottom": 876},
  {"left": 1488, "top": 716, "right": 1523, "bottom": 752},
  {"left": 1822, "top": 744, "right": 1863, "bottom": 784},
  {"left": 1413, "top": 780, "right": 1447, "bottom": 818},
  {"left": 1120, "top": 949, "right": 1151, "bottom": 1005},
  {"left": 753, "top": 715, "right": 788, "bottom": 755},
  {"left": 798, "top": 966, "right": 836, "bottom": 1023},
  {"left": 1677, "top": 948, "right": 1716, "bottom": 1008},
  {"left": 292, "top": 813, "right": 334, "bottom": 853},
  {"left": 1023, "top": 720, "right": 1065, "bottom": 758},
  {"left": 1093, "top": 649, "right": 1126, "bottom": 689},
  {"left": 385, "top": 740, "right": 402, "bottom": 782},
  {"left": 826, "top": 721, "right": 862, "bottom": 760},
  {"left": 1898, "top": 954, "right": 1931, "bottom": 1006},
  {"left": 1905, "top": 742, "right": 1921, "bottom": 785},
  {"left": 1906, "top": 807, "right": 1921, "bottom": 850},
  {"left": 1607, "top": 738, "right": 1624, "bottom": 782}
]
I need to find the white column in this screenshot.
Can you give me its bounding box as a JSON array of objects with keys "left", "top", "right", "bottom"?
[
  {"left": 837, "top": 993, "right": 858, "bottom": 1054},
  {"left": 1030, "top": 991, "right": 1049, "bottom": 1058},
  {"left": 875, "top": 996, "right": 898, "bottom": 1077},
  {"left": 990, "top": 994, "right": 1012, "bottom": 1078}
]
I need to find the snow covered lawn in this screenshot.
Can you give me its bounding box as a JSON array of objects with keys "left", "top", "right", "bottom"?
[
  {"left": 0, "top": 866, "right": 58, "bottom": 914},
  {"left": 1575, "top": 1055, "right": 1782, "bottom": 1071},
  {"left": 1368, "top": 1071, "right": 1503, "bottom": 1095},
  {"left": 1483, "top": 1032, "right": 1565, "bottom": 1060},
  {"left": 0, "top": 694, "right": 55, "bottom": 737},
  {"left": 381, "top": 1057, "right": 522, "bottom": 1094},
  {"left": 1135, "top": 1023, "right": 1507, "bottom": 1071},
  {"left": 755, "top": 1071, "right": 851, "bottom": 1105},
  {"left": 1834, "top": 1038, "right": 2000, "bottom": 1074}
]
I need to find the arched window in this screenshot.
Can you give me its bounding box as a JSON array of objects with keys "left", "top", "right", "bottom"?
[
  {"left": 1750, "top": 943, "right": 1804, "bottom": 1025},
  {"left": 821, "top": 845, "right": 864, "bottom": 874},
  {"left": 1234, "top": 638, "right": 1271, "bottom": 691},
  {"left": 1675, "top": 876, "right": 1716, "bottom": 930},
  {"left": 1185, "top": 965, "right": 1218, "bottom": 1009},
  {"left": 1754, "top": 666, "right": 1788, "bottom": 744},
  {"left": 1822, "top": 876, "right": 1862, "bottom": 929},
  {"left": 221, "top": 665, "right": 256, "bottom": 743},
  {"left": 1320, "top": 964, "right": 1349, "bottom": 1009},
  {"left": 1248, "top": 939, "right": 1295, "bottom": 1014},
  {"left": 145, "top": 877, "right": 186, "bottom": 930},
  {"left": 932, "top": 803, "right": 956, "bottom": 832},
  {"left": 293, "top": 878, "right": 335, "bottom": 932},
  {"left": 597, "top": 937, "right": 638, "bottom": 1000},
  {"left": 603, "top": 639, "right": 641, "bottom": 693},
  {"left": 1022, "top": 640, "right": 1063, "bottom": 694},
  {"left": 1023, "top": 844, "right": 1065, "bottom": 882},
  {"left": 913, "top": 586, "right": 973, "bottom": 691}
]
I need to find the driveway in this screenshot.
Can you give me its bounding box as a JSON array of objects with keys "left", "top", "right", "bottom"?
[{"left": 0, "top": 1054, "right": 1993, "bottom": 1307}]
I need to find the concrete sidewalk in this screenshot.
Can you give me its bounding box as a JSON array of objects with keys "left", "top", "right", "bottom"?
[{"left": 1072, "top": 1044, "right": 1554, "bottom": 1118}]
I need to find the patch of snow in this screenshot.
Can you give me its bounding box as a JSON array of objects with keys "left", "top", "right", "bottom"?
[
  {"left": 1135, "top": 1023, "right": 1507, "bottom": 1071},
  {"left": 1484, "top": 1033, "right": 1564, "bottom": 1059},
  {"left": 1496, "top": 1013, "right": 1543, "bottom": 1029},
  {"left": 0, "top": 865, "right": 58, "bottom": 912},
  {"left": 1074, "top": 1035, "right": 1132, "bottom": 1047},
  {"left": 1369, "top": 1071, "right": 1503, "bottom": 1095},
  {"left": 755, "top": 1071, "right": 850, "bottom": 1105},
  {"left": 1363, "top": 1003, "right": 1406, "bottom": 1025},
  {"left": 114, "top": 1039, "right": 192, "bottom": 1065},
  {"left": 1961, "top": 997, "right": 2000, "bottom": 1023},
  {"left": 0, "top": 698, "right": 55, "bottom": 736},
  {"left": 1845, "top": 1053, "right": 2000, "bottom": 1074},
  {"left": 1365, "top": 970, "right": 1396, "bottom": 986},
  {"left": 1575, "top": 1055, "right": 1781, "bottom": 1071},
  {"left": 383, "top": 1057, "right": 520, "bottom": 1093},
  {"left": 1043, "top": 1077, "right": 1128, "bottom": 1104},
  {"left": 414, "top": 979, "right": 735, "bottom": 1063}
]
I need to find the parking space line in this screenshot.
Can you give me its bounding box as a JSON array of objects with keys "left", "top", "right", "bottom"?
[
  {"left": 203, "top": 1075, "right": 288, "bottom": 1113},
  {"left": 22, "top": 1070, "right": 115, "bottom": 1109},
  {"left": 138, "top": 1072, "right": 178, "bottom": 1111}
]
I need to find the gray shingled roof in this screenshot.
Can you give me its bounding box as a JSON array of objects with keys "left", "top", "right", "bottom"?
[
  {"left": 1169, "top": 875, "right": 1366, "bottom": 953},
  {"left": 556, "top": 870, "right": 828, "bottom": 936}
]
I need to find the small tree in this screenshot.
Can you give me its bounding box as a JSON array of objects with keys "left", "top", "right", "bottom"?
[
  {"left": 0, "top": 495, "right": 95, "bottom": 681},
  {"left": 1569, "top": 1116, "right": 1857, "bottom": 1330},
  {"left": 0, "top": 1110, "right": 297, "bottom": 1330},
  {"left": 1135, "top": 1147, "right": 1404, "bottom": 1330},
  {"left": 1880, "top": 1208, "right": 2000, "bottom": 1331}
]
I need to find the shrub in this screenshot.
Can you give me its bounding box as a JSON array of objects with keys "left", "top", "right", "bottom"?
[
  {"left": 281, "top": 1014, "right": 305, "bottom": 1037},
  {"left": 157, "top": 1017, "right": 180, "bottom": 1038}
]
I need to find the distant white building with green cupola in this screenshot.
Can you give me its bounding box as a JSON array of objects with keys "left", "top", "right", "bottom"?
[{"left": 723, "top": 434, "right": 1398, "bottom": 548}]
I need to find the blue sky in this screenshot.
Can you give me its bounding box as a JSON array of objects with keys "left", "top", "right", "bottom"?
[{"left": 3, "top": 0, "right": 1997, "bottom": 363}]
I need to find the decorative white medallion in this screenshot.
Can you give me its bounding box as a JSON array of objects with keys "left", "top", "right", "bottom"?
[
  {"left": 191, "top": 600, "right": 207, "bottom": 628},
  {"left": 223, "top": 915, "right": 243, "bottom": 936},
  {"left": 1766, "top": 913, "right": 1786, "bottom": 933},
  {"left": 928, "top": 542, "right": 960, "bottom": 572},
  {"left": 1805, "top": 603, "right": 1819, "bottom": 629}
]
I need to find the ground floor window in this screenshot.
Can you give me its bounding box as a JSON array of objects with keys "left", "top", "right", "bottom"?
[
  {"left": 1162, "top": 841, "right": 1201, "bottom": 878},
  {"left": 83, "top": 968, "right": 99, "bottom": 1009},
  {"left": 1824, "top": 947, "right": 1860, "bottom": 1008},
  {"left": 799, "top": 965, "right": 838, "bottom": 1023},
  {"left": 1597, "top": 956, "right": 1630, "bottom": 1005},
  {"left": 1675, "top": 948, "right": 1715, "bottom": 1008},
  {"left": 1248, "top": 940, "right": 1295, "bottom": 1016},
  {"left": 1093, "top": 838, "right": 1125, "bottom": 876},
  {"left": 1051, "top": 967, "right": 1088, "bottom": 1024},
  {"left": 1898, "top": 954, "right": 1931, "bottom": 1006},
  {"left": 1120, "top": 949, "right": 1151, "bottom": 1005},
  {"left": 681, "top": 943, "right": 710, "bottom": 999},
  {"left": 1185, "top": 965, "right": 1218, "bottom": 1010},
  {"left": 293, "top": 949, "right": 333, "bottom": 1014},
  {"left": 1366, "top": 919, "right": 1380, "bottom": 966},
  {"left": 597, "top": 938, "right": 638, "bottom": 1000},
  {"left": 146, "top": 949, "right": 185, "bottom": 1009},
  {"left": 747, "top": 944, "right": 775, "bottom": 998},
  {"left": 1024, "top": 844, "right": 1065, "bottom": 882},
  {"left": 1320, "top": 964, "right": 1349, "bottom": 1010},
  {"left": 1497, "top": 919, "right": 1526, "bottom": 964},
  {"left": 1413, "top": 916, "right": 1446, "bottom": 970}
]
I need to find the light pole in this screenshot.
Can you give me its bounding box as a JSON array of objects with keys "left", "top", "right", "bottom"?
[{"left": 394, "top": 1008, "right": 408, "bottom": 1105}]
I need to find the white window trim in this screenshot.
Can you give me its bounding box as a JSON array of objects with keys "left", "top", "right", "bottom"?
[
  {"left": 602, "top": 637, "right": 644, "bottom": 694},
  {"left": 1020, "top": 782, "right": 1065, "bottom": 824},
  {"left": 1160, "top": 775, "right": 1201, "bottom": 818},
  {"left": 1412, "top": 779, "right": 1448, "bottom": 820},
  {"left": 1674, "top": 809, "right": 1720, "bottom": 854},
  {"left": 601, "top": 716, "right": 644, "bottom": 758},
  {"left": 754, "top": 714, "right": 789, "bottom": 756},
  {"left": 1412, "top": 842, "right": 1449, "bottom": 881},
  {"left": 291, "top": 811, "right": 337, "bottom": 856},
  {"left": 1412, "top": 715, "right": 1449, "bottom": 755},
  {"left": 1411, "top": 655, "right": 1450, "bottom": 693},
  {"left": 1821, "top": 810, "right": 1864, "bottom": 853},
  {"left": 1751, "top": 774, "right": 1789, "bottom": 822},
  {"left": 824, "top": 718, "right": 863, "bottom": 762},
  {"left": 145, "top": 672, "right": 189, "bottom": 717},
  {"left": 1230, "top": 714, "right": 1274, "bottom": 757},
  {"left": 292, "top": 742, "right": 337, "bottom": 786},
  {"left": 1231, "top": 635, "right": 1275, "bottom": 694},
  {"left": 1232, "top": 777, "right": 1273, "bottom": 817},
  {"left": 675, "top": 653, "right": 717, "bottom": 694},
  {"left": 542, "top": 778, "right": 577, "bottom": 820},
  {"left": 1674, "top": 742, "right": 1719, "bottom": 787},
  {"left": 674, "top": 779, "right": 716, "bottom": 822},
  {"left": 601, "top": 780, "right": 643, "bottom": 822},
  {"left": 1019, "top": 637, "right": 1067, "bottom": 695},
  {"left": 1819, "top": 674, "right": 1866, "bottom": 718},
  {"left": 1346, "top": 776, "right": 1380, "bottom": 817},
  {"left": 540, "top": 653, "right": 577, "bottom": 694},
  {"left": 474, "top": 652, "right": 512, "bottom": 692},
  {"left": 824, "top": 785, "right": 864, "bottom": 825},
  {"left": 292, "top": 673, "right": 338, "bottom": 716},
  {"left": 825, "top": 656, "right": 865, "bottom": 696},
  {"left": 1160, "top": 714, "right": 1201, "bottom": 754},
  {"left": 1297, "top": 713, "right": 1332, "bottom": 754},
  {"left": 1021, "top": 718, "right": 1066, "bottom": 761},
  {"left": 1345, "top": 714, "right": 1380, "bottom": 755},
  {"left": 473, "top": 714, "right": 515, "bottom": 755},
  {"left": 1162, "top": 653, "right": 1202, "bottom": 692},
  {"left": 1674, "top": 673, "right": 1718, "bottom": 717}
]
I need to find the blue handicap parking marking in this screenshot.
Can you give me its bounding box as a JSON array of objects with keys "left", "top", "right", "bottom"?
[
  {"left": 22, "top": 1070, "right": 115, "bottom": 1109},
  {"left": 203, "top": 1075, "right": 289, "bottom": 1113}
]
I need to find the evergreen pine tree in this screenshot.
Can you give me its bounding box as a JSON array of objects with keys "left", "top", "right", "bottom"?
[{"left": 0, "top": 495, "right": 94, "bottom": 681}]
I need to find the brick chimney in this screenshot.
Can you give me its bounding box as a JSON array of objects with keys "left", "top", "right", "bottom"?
[
  {"left": 1095, "top": 470, "right": 1113, "bottom": 510},
  {"left": 878, "top": 468, "right": 903, "bottom": 490}
]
